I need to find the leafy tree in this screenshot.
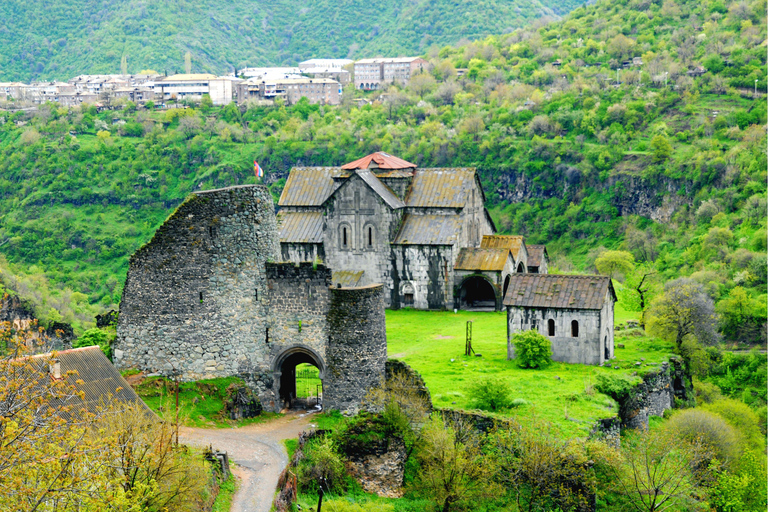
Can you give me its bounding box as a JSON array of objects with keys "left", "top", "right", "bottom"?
[
  {"left": 650, "top": 134, "right": 672, "bottom": 162},
  {"left": 512, "top": 330, "right": 552, "bottom": 369},
  {"left": 73, "top": 327, "right": 111, "bottom": 358},
  {"left": 617, "top": 262, "right": 659, "bottom": 327},
  {"left": 716, "top": 287, "right": 766, "bottom": 342},
  {"left": 411, "top": 413, "right": 501, "bottom": 512},
  {"left": 647, "top": 278, "right": 720, "bottom": 354},
  {"left": 595, "top": 250, "right": 635, "bottom": 280}
]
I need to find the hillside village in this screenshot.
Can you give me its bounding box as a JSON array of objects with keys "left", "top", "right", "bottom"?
[
  {"left": 0, "top": 0, "right": 766, "bottom": 510},
  {"left": 0, "top": 56, "right": 428, "bottom": 107}
]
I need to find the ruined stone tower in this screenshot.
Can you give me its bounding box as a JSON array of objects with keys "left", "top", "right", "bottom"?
[{"left": 115, "top": 185, "right": 387, "bottom": 413}]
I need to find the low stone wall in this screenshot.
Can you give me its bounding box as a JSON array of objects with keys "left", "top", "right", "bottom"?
[
  {"left": 620, "top": 357, "right": 693, "bottom": 430},
  {"left": 588, "top": 417, "right": 621, "bottom": 449}
]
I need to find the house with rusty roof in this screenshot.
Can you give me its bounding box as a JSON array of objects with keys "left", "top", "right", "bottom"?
[
  {"left": 278, "top": 152, "right": 513, "bottom": 310},
  {"left": 503, "top": 274, "right": 616, "bottom": 365}
]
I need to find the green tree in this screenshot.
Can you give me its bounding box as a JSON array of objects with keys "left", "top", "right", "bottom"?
[
  {"left": 73, "top": 328, "right": 111, "bottom": 358},
  {"left": 617, "top": 262, "right": 658, "bottom": 327},
  {"left": 512, "top": 330, "right": 552, "bottom": 369},
  {"left": 716, "top": 287, "right": 765, "bottom": 342},
  {"left": 200, "top": 94, "right": 214, "bottom": 111},
  {"left": 650, "top": 134, "right": 672, "bottom": 162},
  {"left": 647, "top": 278, "right": 720, "bottom": 354},
  {"left": 595, "top": 250, "right": 636, "bottom": 280}
]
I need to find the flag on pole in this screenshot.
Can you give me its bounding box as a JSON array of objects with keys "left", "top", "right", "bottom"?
[{"left": 254, "top": 160, "right": 264, "bottom": 178}]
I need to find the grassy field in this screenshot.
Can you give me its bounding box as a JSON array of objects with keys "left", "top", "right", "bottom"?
[{"left": 385, "top": 308, "right": 676, "bottom": 438}]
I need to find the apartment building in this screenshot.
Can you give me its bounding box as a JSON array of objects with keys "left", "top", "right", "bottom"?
[
  {"left": 154, "top": 74, "right": 234, "bottom": 105},
  {"left": 237, "top": 77, "right": 341, "bottom": 105},
  {"left": 354, "top": 57, "right": 427, "bottom": 90}
]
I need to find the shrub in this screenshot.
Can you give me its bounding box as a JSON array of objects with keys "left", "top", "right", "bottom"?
[
  {"left": 512, "top": 330, "right": 552, "bottom": 369},
  {"left": 665, "top": 409, "right": 741, "bottom": 470},
  {"left": 469, "top": 377, "right": 512, "bottom": 411},
  {"left": 296, "top": 435, "right": 347, "bottom": 494},
  {"left": 702, "top": 398, "right": 764, "bottom": 448},
  {"left": 73, "top": 328, "right": 111, "bottom": 359},
  {"left": 693, "top": 378, "right": 723, "bottom": 404}
]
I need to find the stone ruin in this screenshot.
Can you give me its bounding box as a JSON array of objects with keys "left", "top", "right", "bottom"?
[{"left": 114, "top": 185, "right": 387, "bottom": 414}]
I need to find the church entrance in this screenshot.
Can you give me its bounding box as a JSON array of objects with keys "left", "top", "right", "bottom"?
[
  {"left": 459, "top": 276, "right": 497, "bottom": 311},
  {"left": 274, "top": 347, "right": 324, "bottom": 410}
]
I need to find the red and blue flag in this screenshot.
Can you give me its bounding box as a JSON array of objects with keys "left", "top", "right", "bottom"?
[{"left": 254, "top": 161, "right": 264, "bottom": 178}]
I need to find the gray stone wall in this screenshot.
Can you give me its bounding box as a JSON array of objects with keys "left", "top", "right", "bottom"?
[
  {"left": 454, "top": 253, "right": 515, "bottom": 311},
  {"left": 600, "top": 290, "right": 614, "bottom": 361},
  {"left": 115, "top": 185, "right": 279, "bottom": 380},
  {"left": 324, "top": 174, "right": 402, "bottom": 306},
  {"left": 507, "top": 307, "right": 606, "bottom": 365},
  {"left": 280, "top": 243, "right": 324, "bottom": 264},
  {"left": 324, "top": 284, "right": 387, "bottom": 414},
  {"left": 458, "top": 182, "right": 495, "bottom": 248},
  {"left": 390, "top": 245, "right": 454, "bottom": 310}
]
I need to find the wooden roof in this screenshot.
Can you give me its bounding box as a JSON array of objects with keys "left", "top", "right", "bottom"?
[
  {"left": 454, "top": 248, "right": 511, "bottom": 271},
  {"left": 393, "top": 214, "right": 461, "bottom": 245},
  {"left": 277, "top": 211, "right": 324, "bottom": 244},
  {"left": 503, "top": 274, "right": 615, "bottom": 310}
]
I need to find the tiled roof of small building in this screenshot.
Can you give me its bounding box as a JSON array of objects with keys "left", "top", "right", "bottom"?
[
  {"left": 341, "top": 152, "right": 416, "bottom": 170},
  {"left": 29, "top": 346, "right": 151, "bottom": 418},
  {"left": 406, "top": 169, "right": 478, "bottom": 208},
  {"left": 526, "top": 245, "right": 548, "bottom": 267},
  {"left": 393, "top": 214, "right": 461, "bottom": 245},
  {"left": 481, "top": 235, "right": 525, "bottom": 258},
  {"left": 277, "top": 211, "right": 325, "bottom": 243},
  {"left": 503, "top": 274, "right": 615, "bottom": 310},
  {"left": 454, "top": 248, "right": 511, "bottom": 271},
  {"left": 278, "top": 167, "right": 342, "bottom": 206}
]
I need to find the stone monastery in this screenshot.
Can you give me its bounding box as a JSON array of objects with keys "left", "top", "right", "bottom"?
[
  {"left": 114, "top": 152, "right": 615, "bottom": 413},
  {"left": 277, "top": 152, "right": 548, "bottom": 311}
]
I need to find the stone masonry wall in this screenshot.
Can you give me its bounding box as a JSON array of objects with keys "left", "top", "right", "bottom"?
[
  {"left": 390, "top": 245, "right": 454, "bottom": 310},
  {"left": 620, "top": 357, "right": 693, "bottom": 430},
  {"left": 115, "top": 185, "right": 279, "bottom": 380},
  {"left": 324, "top": 284, "right": 387, "bottom": 414}
]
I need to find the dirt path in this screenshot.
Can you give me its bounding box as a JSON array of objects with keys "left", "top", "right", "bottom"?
[{"left": 179, "top": 411, "right": 315, "bottom": 512}]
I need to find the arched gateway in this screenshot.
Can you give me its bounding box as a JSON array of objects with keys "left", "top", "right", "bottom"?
[{"left": 114, "top": 185, "right": 387, "bottom": 415}]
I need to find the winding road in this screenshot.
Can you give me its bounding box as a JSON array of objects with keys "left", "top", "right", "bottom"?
[{"left": 179, "top": 411, "right": 314, "bottom": 512}]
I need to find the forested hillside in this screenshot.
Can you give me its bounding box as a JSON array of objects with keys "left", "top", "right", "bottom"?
[
  {"left": 0, "top": 0, "right": 583, "bottom": 82},
  {"left": 0, "top": 0, "right": 765, "bottom": 336}
]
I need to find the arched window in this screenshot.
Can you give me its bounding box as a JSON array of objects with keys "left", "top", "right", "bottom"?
[
  {"left": 364, "top": 224, "right": 375, "bottom": 250},
  {"left": 548, "top": 319, "right": 555, "bottom": 336},
  {"left": 571, "top": 320, "right": 579, "bottom": 337},
  {"left": 340, "top": 224, "right": 351, "bottom": 250},
  {"left": 517, "top": 262, "right": 525, "bottom": 273}
]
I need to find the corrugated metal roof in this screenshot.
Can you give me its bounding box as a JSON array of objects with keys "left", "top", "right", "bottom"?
[
  {"left": 332, "top": 270, "right": 365, "bottom": 287},
  {"left": 481, "top": 235, "right": 525, "bottom": 258},
  {"left": 355, "top": 169, "right": 406, "bottom": 209},
  {"left": 454, "top": 248, "right": 511, "bottom": 271},
  {"left": 29, "top": 346, "right": 151, "bottom": 417},
  {"left": 277, "top": 211, "right": 324, "bottom": 243},
  {"left": 526, "top": 244, "right": 548, "bottom": 267},
  {"left": 406, "top": 169, "right": 477, "bottom": 208},
  {"left": 503, "top": 274, "right": 615, "bottom": 310},
  {"left": 393, "top": 214, "right": 461, "bottom": 245},
  {"left": 341, "top": 152, "right": 416, "bottom": 170},
  {"left": 278, "top": 168, "right": 342, "bottom": 206}
]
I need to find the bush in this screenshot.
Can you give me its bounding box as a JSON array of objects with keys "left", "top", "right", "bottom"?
[
  {"left": 595, "top": 374, "right": 638, "bottom": 403},
  {"left": 73, "top": 328, "right": 111, "bottom": 359},
  {"left": 469, "top": 377, "right": 512, "bottom": 411},
  {"left": 512, "top": 330, "right": 552, "bottom": 369},
  {"left": 693, "top": 378, "right": 723, "bottom": 403},
  {"left": 702, "top": 398, "right": 764, "bottom": 448},
  {"left": 665, "top": 409, "right": 741, "bottom": 470},
  {"left": 296, "top": 435, "right": 347, "bottom": 494}
]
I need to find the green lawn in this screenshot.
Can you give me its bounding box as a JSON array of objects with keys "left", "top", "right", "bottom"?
[{"left": 385, "top": 309, "right": 675, "bottom": 438}]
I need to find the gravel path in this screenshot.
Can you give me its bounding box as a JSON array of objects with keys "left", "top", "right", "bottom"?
[{"left": 179, "top": 411, "right": 315, "bottom": 512}]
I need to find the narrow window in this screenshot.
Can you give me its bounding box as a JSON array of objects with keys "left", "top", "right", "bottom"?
[
  {"left": 199, "top": 291, "right": 204, "bottom": 303},
  {"left": 265, "top": 328, "right": 269, "bottom": 345},
  {"left": 571, "top": 320, "right": 579, "bottom": 337},
  {"left": 368, "top": 226, "right": 373, "bottom": 247},
  {"left": 254, "top": 289, "right": 258, "bottom": 300},
  {"left": 209, "top": 226, "right": 216, "bottom": 239},
  {"left": 342, "top": 226, "right": 348, "bottom": 248},
  {"left": 548, "top": 319, "right": 555, "bottom": 336}
]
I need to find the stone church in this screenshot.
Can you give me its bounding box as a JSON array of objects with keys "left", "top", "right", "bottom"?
[{"left": 277, "top": 152, "right": 545, "bottom": 311}]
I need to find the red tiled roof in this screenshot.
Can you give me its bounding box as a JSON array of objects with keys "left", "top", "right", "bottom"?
[{"left": 341, "top": 152, "right": 417, "bottom": 170}]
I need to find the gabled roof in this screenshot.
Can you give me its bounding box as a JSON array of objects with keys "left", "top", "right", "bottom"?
[
  {"left": 393, "top": 214, "right": 461, "bottom": 245},
  {"left": 454, "top": 248, "right": 511, "bottom": 271},
  {"left": 481, "top": 235, "right": 525, "bottom": 259},
  {"left": 406, "top": 169, "right": 478, "bottom": 208},
  {"left": 526, "top": 245, "right": 548, "bottom": 268},
  {"left": 277, "top": 211, "right": 324, "bottom": 243},
  {"left": 503, "top": 274, "right": 616, "bottom": 310},
  {"left": 278, "top": 167, "right": 342, "bottom": 206},
  {"left": 29, "top": 346, "right": 151, "bottom": 417},
  {"left": 341, "top": 152, "right": 416, "bottom": 171},
  {"left": 354, "top": 169, "right": 405, "bottom": 209}
]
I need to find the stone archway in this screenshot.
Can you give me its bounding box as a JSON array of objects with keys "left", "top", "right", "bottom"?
[
  {"left": 272, "top": 345, "right": 325, "bottom": 409},
  {"left": 458, "top": 276, "right": 497, "bottom": 311},
  {"left": 502, "top": 274, "right": 511, "bottom": 301}
]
